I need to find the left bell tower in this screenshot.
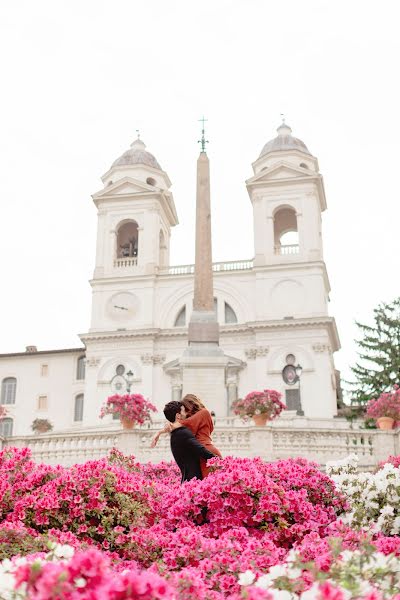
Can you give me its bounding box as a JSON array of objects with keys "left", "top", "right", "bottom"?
[{"left": 89, "top": 135, "right": 178, "bottom": 332}]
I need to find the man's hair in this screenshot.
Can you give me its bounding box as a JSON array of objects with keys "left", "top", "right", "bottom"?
[{"left": 163, "top": 401, "right": 182, "bottom": 423}]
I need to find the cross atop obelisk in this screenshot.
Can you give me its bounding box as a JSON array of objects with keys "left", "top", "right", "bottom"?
[{"left": 180, "top": 119, "right": 228, "bottom": 415}]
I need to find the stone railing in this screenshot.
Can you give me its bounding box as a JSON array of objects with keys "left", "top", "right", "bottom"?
[
  {"left": 162, "top": 259, "right": 253, "bottom": 276},
  {"left": 114, "top": 257, "right": 138, "bottom": 268},
  {"left": 4, "top": 423, "right": 399, "bottom": 470},
  {"left": 274, "top": 244, "right": 299, "bottom": 255}
]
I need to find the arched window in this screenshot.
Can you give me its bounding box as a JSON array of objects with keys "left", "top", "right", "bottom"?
[
  {"left": 273, "top": 207, "right": 299, "bottom": 255},
  {"left": 224, "top": 302, "right": 238, "bottom": 324},
  {"left": 117, "top": 221, "right": 139, "bottom": 258},
  {"left": 1, "top": 377, "right": 16, "bottom": 405},
  {"left": 174, "top": 306, "right": 186, "bottom": 327},
  {"left": 76, "top": 357, "right": 86, "bottom": 380},
  {"left": 0, "top": 417, "right": 13, "bottom": 437},
  {"left": 74, "top": 394, "right": 84, "bottom": 422}
]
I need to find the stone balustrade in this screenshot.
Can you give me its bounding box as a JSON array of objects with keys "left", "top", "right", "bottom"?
[
  {"left": 274, "top": 244, "right": 300, "bottom": 255},
  {"left": 161, "top": 259, "right": 253, "bottom": 276},
  {"left": 114, "top": 257, "right": 138, "bottom": 268},
  {"left": 4, "top": 421, "right": 399, "bottom": 469}
]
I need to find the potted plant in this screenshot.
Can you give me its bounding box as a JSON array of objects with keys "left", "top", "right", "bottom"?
[
  {"left": 31, "top": 418, "right": 53, "bottom": 434},
  {"left": 366, "top": 386, "right": 400, "bottom": 430},
  {"left": 232, "top": 389, "right": 286, "bottom": 426},
  {"left": 100, "top": 393, "right": 157, "bottom": 429}
]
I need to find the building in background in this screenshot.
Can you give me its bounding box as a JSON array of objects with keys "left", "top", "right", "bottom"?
[{"left": 0, "top": 122, "right": 340, "bottom": 437}]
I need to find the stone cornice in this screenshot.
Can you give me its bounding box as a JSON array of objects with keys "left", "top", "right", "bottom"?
[{"left": 79, "top": 315, "right": 340, "bottom": 351}]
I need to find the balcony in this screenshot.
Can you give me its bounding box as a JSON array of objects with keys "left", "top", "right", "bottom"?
[
  {"left": 114, "top": 257, "right": 138, "bottom": 268},
  {"left": 274, "top": 244, "right": 299, "bottom": 255}
]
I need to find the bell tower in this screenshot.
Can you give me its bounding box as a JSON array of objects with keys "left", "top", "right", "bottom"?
[
  {"left": 247, "top": 121, "right": 326, "bottom": 268},
  {"left": 89, "top": 135, "right": 178, "bottom": 332},
  {"left": 246, "top": 121, "right": 340, "bottom": 418}
]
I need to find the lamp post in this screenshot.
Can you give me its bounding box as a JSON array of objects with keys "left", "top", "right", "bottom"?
[
  {"left": 126, "top": 370, "right": 134, "bottom": 393},
  {"left": 295, "top": 364, "right": 304, "bottom": 416}
]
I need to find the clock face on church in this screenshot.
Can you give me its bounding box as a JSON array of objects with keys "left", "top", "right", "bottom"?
[{"left": 107, "top": 292, "right": 138, "bottom": 321}]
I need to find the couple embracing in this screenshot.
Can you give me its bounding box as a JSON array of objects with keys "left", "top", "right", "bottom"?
[{"left": 151, "top": 394, "right": 222, "bottom": 483}]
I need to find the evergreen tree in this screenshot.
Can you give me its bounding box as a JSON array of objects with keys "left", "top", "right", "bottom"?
[{"left": 348, "top": 297, "right": 400, "bottom": 405}]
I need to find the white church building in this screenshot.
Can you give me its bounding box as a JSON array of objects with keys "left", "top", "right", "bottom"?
[{"left": 0, "top": 122, "right": 341, "bottom": 439}]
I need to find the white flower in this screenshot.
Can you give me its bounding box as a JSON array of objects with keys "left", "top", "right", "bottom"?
[
  {"left": 268, "top": 564, "right": 289, "bottom": 580},
  {"left": 255, "top": 574, "right": 273, "bottom": 589},
  {"left": 0, "top": 572, "right": 17, "bottom": 600},
  {"left": 238, "top": 570, "right": 256, "bottom": 586},
  {"left": 269, "top": 590, "right": 296, "bottom": 599},
  {"left": 75, "top": 577, "right": 87, "bottom": 588},
  {"left": 300, "top": 584, "right": 320, "bottom": 600},
  {"left": 287, "top": 567, "right": 302, "bottom": 579},
  {"left": 53, "top": 544, "right": 75, "bottom": 559}
]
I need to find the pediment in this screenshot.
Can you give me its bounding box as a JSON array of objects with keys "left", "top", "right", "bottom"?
[
  {"left": 247, "top": 162, "right": 315, "bottom": 185},
  {"left": 93, "top": 177, "right": 155, "bottom": 200}
]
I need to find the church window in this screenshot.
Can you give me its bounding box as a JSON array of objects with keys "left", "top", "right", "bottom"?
[
  {"left": 0, "top": 417, "right": 13, "bottom": 437},
  {"left": 273, "top": 207, "right": 299, "bottom": 255},
  {"left": 76, "top": 356, "right": 86, "bottom": 380},
  {"left": 117, "top": 221, "right": 139, "bottom": 259},
  {"left": 224, "top": 302, "right": 237, "bottom": 324},
  {"left": 299, "top": 162, "right": 308, "bottom": 169},
  {"left": 146, "top": 177, "right": 157, "bottom": 186},
  {"left": 38, "top": 395, "right": 48, "bottom": 410},
  {"left": 116, "top": 364, "right": 125, "bottom": 376},
  {"left": 74, "top": 394, "right": 84, "bottom": 422},
  {"left": 174, "top": 306, "right": 186, "bottom": 327},
  {"left": 1, "top": 377, "right": 16, "bottom": 405}
]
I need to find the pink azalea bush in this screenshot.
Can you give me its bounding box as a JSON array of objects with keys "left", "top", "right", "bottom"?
[
  {"left": 1, "top": 447, "right": 400, "bottom": 598},
  {"left": 366, "top": 385, "right": 400, "bottom": 421},
  {"left": 232, "top": 389, "right": 286, "bottom": 420},
  {"left": 100, "top": 393, "right": 157, "bottom": 424}
]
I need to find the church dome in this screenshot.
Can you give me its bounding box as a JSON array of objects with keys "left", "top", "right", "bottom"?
[
  {"left": 112, "top": 138, "right": 162, "bottom": 170},
  {"left": 259, "top": 123, "right": 311, "bottom": 158}
]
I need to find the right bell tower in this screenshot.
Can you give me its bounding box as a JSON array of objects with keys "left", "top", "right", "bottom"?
[
  {"left": 246, "top": 121, "right": 340, "bottom": 418},
  {"left": 247, "top": 120, "right": 326, "bottom": 268}
]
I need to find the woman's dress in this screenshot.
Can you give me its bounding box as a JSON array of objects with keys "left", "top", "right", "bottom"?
[{"left": 182, "top": 408, "right": 222, "bottom": 478}]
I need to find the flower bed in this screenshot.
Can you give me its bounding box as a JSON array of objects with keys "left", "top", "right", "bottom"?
[{"left": 1, "top": 447, "right": 400, "bottom": 599}]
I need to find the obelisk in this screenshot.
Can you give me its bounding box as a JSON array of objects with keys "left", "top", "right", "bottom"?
[{"left": 180, "top": 120, "right": 228, "bottom": 414}]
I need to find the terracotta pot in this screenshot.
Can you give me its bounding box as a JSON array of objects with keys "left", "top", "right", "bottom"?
[
  {"left": 252, "top": 413, "right": 269, "bottom": 426},
  {"left": 377, "top": 417, "right": 395, "bottom": 430},
  {"left": 121, "top": 417, "right": 136, "bottom": 430}
]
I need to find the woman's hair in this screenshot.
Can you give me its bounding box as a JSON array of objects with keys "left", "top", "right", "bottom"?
[{"left": 181, "top": 394, "right": 206, "bottom": 415}]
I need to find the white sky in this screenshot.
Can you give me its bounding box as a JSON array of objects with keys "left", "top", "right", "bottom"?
[{"left": 0, "top": 0, "right": 399, "bottom": 390}]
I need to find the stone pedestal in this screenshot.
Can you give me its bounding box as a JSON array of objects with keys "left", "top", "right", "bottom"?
[{"left": 180, "top": 353, "right": 228, "bottom": 416}]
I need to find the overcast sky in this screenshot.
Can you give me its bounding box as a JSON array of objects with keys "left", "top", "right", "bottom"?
[{"left": 0, "top": 0, "right": 399, "bottom": 391}]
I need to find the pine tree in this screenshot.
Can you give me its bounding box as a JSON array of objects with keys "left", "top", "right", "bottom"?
[{"left": 348, "top": 297, "right": 400, "bottom": 405}]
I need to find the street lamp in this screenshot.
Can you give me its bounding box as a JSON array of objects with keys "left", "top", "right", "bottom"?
[
  {"left": 295, "top": 364, "right": 304, "bottom": 416},
  {"left": 126, "top": 370, "right": 134, "bottom": 393}
]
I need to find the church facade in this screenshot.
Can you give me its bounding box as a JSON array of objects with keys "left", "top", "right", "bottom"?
[{"left": 0, "top": 123, "right": 340, "bottom": 437}]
